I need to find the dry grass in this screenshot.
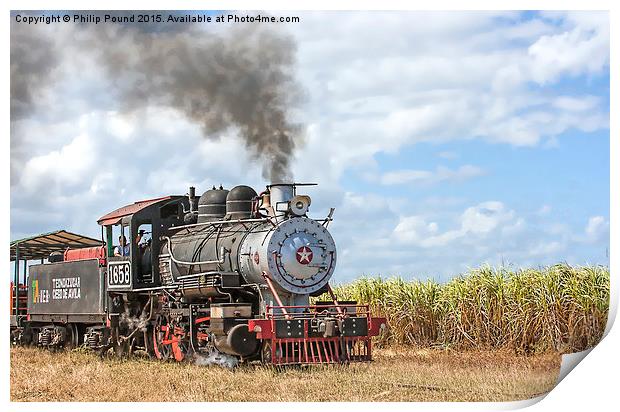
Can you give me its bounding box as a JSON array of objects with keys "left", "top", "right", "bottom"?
[
  {"left": 10, "top": 346, "right": 560, "bottom": 402},
  {"left": 12, "top": 264, "right": 595, "bottom": 401}
]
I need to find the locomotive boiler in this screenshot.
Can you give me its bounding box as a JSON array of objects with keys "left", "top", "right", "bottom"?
[
  {"left": 10, "top": 182, "right": 386, "bottom": 366},
  {"left": 166, "top": 184, "right": 336, "bottom": 297}
]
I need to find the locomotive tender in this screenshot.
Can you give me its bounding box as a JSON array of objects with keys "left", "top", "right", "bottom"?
[{"left": 11, "top": 183, "right": 386, "bottom": 365}]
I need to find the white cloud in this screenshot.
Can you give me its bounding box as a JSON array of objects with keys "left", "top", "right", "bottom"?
[
  {"left": 584, "top": 216, "right": 609, "bottom": 243},
  {"left": 393, "top": 201, "right": 518, "bottom": 248},
  {"left": 528, "top": 241, "right": 565, "bottom": 256},
  {"left": 20, "top": 133, "right": 96, "bottom": 191},
  {"left": 461, "top": 201, "right": 515, "bottom": 234},
  {"left": 552, "top": 96, "right": 600, "bottom": 112},
  {"left": 381, "top": 170, "right": 434, "bottom": 185},
  {"left": 528, "top": 12, "right": 609, "bottom": 84},
  {"left": 288, "top": 10, "right": 609, "bottom": 168},
  {"left": 393, "top": 216, "right": 455, "bottom": 247},
  {"left": 380, "top": 165, "right": 485, "bottom": 185},
  {"left": 438, "top": 165, "right": 486, "bottom": 182},
  {"left": 438, "top": 151, "right": 459, "bottom": 159},
  {"left": 106, "top": 112, "right": 136, "bottom": 141}
]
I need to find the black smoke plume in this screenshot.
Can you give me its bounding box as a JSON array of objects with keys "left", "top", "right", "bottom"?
[
  {"left": 10, "top": 28, "right": 59, "bottom": 121},
  {"left": 11, "top": 12, "right": 303, "bottom": 182}
]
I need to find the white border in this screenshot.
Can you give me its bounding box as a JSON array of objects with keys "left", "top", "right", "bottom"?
[{"left": 3, "top": 1, "right": 616, "bottom": 411}]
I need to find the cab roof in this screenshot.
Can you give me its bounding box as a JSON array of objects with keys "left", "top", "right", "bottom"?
[{"left": 97, "top": 196, "right": 177, "bottom": 226}]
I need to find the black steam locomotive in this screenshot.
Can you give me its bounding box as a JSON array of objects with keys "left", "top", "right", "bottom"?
[{"left": 10, "top": 183, "right": 385, "bottom": 365}]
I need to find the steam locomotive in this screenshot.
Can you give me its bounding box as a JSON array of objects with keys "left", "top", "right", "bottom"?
[{"left": 11, "top": 183, "right": 386, "bottom": 365}]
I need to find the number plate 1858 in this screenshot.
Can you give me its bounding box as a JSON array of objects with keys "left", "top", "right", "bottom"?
[{"left": 108, "top": 261, "right": 131, "bottom": 287}]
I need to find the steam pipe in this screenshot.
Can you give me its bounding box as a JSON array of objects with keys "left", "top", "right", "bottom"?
[{"left": 215, "top": 286, "right": 233, "bottom": 303}]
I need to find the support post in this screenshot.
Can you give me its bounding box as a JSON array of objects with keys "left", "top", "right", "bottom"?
[
  {"left": 105, "top": 226, "right": 114, "bottom": 257},
  {"left": 13, "top": 244, "right": 19, "bottom": 316},
  {"left": 22, "top": 258, "right": 27, "bottom": 313}
]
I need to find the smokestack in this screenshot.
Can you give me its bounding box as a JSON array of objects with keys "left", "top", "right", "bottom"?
[{"left": 268, "top": 183, "right": 295, "bottom": 221}]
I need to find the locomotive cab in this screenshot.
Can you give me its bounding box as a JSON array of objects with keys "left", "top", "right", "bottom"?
[{"left": 98, "top": 196, "right": 189, "bottom": 290}]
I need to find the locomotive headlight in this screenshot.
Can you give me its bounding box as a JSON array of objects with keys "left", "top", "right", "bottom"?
[{"left": 290, "top": 195, "right": 311, "bottom": 216}]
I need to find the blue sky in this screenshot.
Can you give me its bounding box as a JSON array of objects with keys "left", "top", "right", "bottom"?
[{"left": 10, "top": 11, "right": 610, "bottom": 282}]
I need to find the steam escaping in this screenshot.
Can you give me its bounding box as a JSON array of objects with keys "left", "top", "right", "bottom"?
[
  {"left": 11, "top": 12, "right": 304, "bottom": 182},
  {"left": 194, "top": 351, "right": 239, "bottom": 369},
  {"left": 119, "top": 308, "right": 150, "bottom": 332}
]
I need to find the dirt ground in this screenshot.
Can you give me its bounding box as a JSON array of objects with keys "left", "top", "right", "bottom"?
[{"left": 10, "top": 346, "right": 561, "bottom": 402}]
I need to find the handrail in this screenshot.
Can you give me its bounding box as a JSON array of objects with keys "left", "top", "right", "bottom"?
[
  {"left": 327, "top": 284, "right": 343, "bottom": 315},
  {"left": 266, "top": 304, "right": 369, "bottom": 309},
  {"left": 176, "top": 270, "right": 226, "bottom": 280},
  {"left": 168, "top": 217, "right": 272, "bottom": 231},
  {"left": 265, "top": 303, "right": 371, "bottom": 320}
]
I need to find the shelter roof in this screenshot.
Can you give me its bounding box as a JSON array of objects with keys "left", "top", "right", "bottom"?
[{"left": 10, "top": 230, "right": 102, "bottom": 261}]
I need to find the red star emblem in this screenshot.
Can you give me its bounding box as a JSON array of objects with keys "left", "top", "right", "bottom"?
[{"left": 296, "top": 246, "right": 313, "bottom": 264}]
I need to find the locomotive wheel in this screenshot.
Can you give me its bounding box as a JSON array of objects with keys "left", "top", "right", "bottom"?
[
  {"left": 64, "top": 324, "right": 79, "bottom": 349},
  {"left": 64, "top": 324, "right": 74, "bottom": 349},
  {"left": 171, "top": 333, "right": 190, "bottom": 362},
  {"left": 152, "top": 315, "right": 192, "bottom": 362},
  {"left": 153, "top": 315, "right": 172, "bottom": 361},
  {"left": 72, "top": 324, "right": 81, "bottom": 347},
  {"left": 169, "top": 318, "right": 191, "bottom": 362}
]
